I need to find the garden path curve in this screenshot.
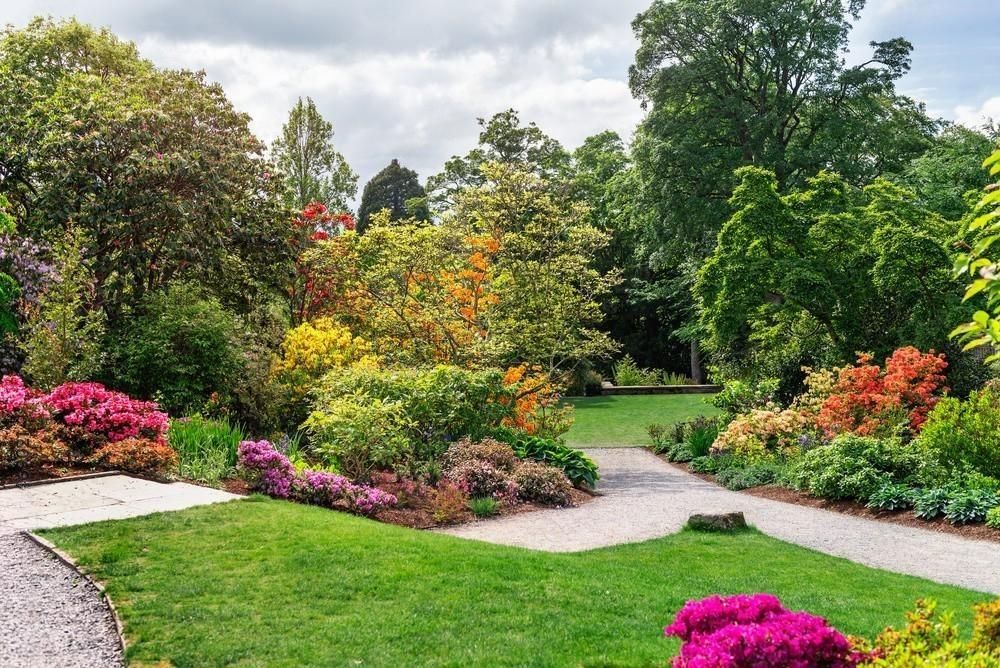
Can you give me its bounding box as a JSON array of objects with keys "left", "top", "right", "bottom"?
[
  {"left": 0, "top": 475, "right": 238, "bottom": 666},
  {"left": 440, "top": 448, "right": 1000, "bottom": 595}
]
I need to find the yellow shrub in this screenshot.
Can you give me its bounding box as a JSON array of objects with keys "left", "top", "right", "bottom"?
[{"left": 270, "top": 319, "right": 378, "bottom": 426}]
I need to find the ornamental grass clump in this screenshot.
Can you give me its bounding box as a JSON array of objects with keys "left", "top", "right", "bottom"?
[{"left": 664, "top": 594, "right": 863, "bottom": 668}]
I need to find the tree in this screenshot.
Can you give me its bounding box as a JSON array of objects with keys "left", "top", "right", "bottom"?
[
  {"left": 271, "top": 97, "right": 358, "bottom": 212},
  {"left": 425, "top": 109, "right": 572, "bottom": 211},
  {"left": 897, "top": 125, "right": 995, "bottom": 220},
  {"left": 697, "top": 167, "right": 966, "bottom": 390},
  {"left": 22, "top": 226, "right": 105, "bottom": 390},
  {"left": 629, "top": 0, "right": 936, "bottom": 259},
  {"left": 356, "top": 159, "right": 427, "bottom": 234},
  {"left": 0, "top": 18, "right": 291, "bottom": 326},
  {"left": 952, "top": 147, "right": 1000, "bottom": 364},
  {"left": 305, "top": 163, "right": 619, "bottom": 379}
]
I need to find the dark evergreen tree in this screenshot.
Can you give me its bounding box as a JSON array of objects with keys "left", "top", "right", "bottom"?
[{"left": 356, "top": 159, "right": 428, "bottom": 233}]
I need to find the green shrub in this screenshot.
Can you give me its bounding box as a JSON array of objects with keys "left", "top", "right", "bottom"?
[
  {"left": 710, "top": 378, "right": 779, "bottom": 416},
  {"left": 305, "top": 397, "right": 413, "bottom": 480},
  {"left": 115, "top": 282, "right": 245, "bottom": 415},
  {"left": 312, "top": 365, "right": 514, "bottom": 463},
  {"left": 785, "top": 435, "right": 942, "bottom": 502},
  {"left": 494, "top": 431, "right": 599, "bottom": 489},
  {"left": 944, "top": 488, "right": 999, "bottom": 525},
  {"left": 612, "top": 355, "right": 662, "bottom": 386},
  {"left": 168, "top": 415, "right": 246, "bottom": 483},
  {"left": 918, "top": 384, "right": 1000, "bottom": 478},
  {"left": 986, "top": 507, "right": 1000, "bottom": 529},
  {"left": 715, "top": 462, "right": 782, "bottom": 490},
  {"left": 690, "top": 455, "right": 731, "bottom": 474},
  {"left": 468, "top": 496, "right": 500, "bottom": 518},
  {"left": 685, "top": 417, "right": 720, "bottom": 458},
  {"left": 513, "top": 461, "right": 572, "bottom": 506},
  {"left": 866, "top": 481, "right": 914, "bottom": 511},
  {"left": 912, "top": 487, "right": 950, "bottom": 520},
  {"left": 668, "top": 442, "right": 696, "bottom": 463}
]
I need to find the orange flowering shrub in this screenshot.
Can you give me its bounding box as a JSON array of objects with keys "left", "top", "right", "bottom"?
[
  {"left": 88, "top": 438, "right": 178, "bottom": 475},
  {"left": 501, "top": 364, "right": 573, "bottom": 439},
  {"left": 817, "top": 347, "right": 948, "bottom": 438}
]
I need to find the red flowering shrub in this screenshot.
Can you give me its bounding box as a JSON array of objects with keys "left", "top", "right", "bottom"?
[
  {"left": 817, "top": 347, "right": 947, "bottom": 438},
  {"left": 44, "top": 382, "right": 169, "bottom": 451},
  {"left": 665, "top": 594, "right": 864, "bottom": 667},
  {"left": 89, "top": 438, "right": 178, "bottom": 475}
]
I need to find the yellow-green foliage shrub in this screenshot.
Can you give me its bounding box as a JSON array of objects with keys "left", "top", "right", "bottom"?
[{"left": 270, "top": 318, "right": 378, "bottom": 428}]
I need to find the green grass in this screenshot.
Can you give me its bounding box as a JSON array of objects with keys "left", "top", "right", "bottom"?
[
  {"left": 564, "top": 394, "right": 720, "bottom": 447},
  {"left": 44, "top": 499, "right": 988, "bottom": 667}
]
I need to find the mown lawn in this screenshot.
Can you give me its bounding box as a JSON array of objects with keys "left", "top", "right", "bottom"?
[
  {"left": 44, "top": 498, "right": 988, "bottom": 667},
  {"left": 564, "top": 394, "right": 720, "bottom": 447}
]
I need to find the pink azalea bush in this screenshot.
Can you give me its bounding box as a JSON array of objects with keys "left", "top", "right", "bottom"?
[
  {"left": 0, "top": 375, "right": 37, "bottom": 416},
  {"left": 665, "top": 594, "right": 864, "bottom": 668},
  {"left": 237, "top": 439, "right": 397, "bottom": 516},
  {"left": 44, "top": 381, "right": 169, "bottom": 444}
]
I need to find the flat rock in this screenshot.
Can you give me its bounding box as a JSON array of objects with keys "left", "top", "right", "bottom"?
[{"left": 687, "top": 511, "right": 747, "bottom": 532}]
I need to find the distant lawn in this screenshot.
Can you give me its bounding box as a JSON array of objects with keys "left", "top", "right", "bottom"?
[
  {"left": 564, "top": 394, "right": 720, "bottom": 447},
  {"left": 44, "top": 499, "right": 987, "bottom": 667}
]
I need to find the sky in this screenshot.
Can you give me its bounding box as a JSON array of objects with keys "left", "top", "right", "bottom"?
[{"left": 2, "top": 1, "right": 998, "bottom": 194}]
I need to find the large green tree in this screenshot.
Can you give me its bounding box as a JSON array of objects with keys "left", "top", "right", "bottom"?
[
  {"left": 697, "top": 166, "right": 968, "bottom": 389},
  {"left": 629, "top": 0, "right": 937, "bottom": 258},
  {"left": 0, "top": 18, "right": 291, "bottom": 324},
  {"left": 425, "top": 109, "right": 572, "bottom": 211},
  {"left": 271, "top": 97, "right": 358, "bottom": 212},
  {"left": 356, "top": 159, "right": 427, "bottom": 234}
]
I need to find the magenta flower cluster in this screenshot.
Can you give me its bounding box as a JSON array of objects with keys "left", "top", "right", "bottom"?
[
  {"left": 237, "top": 439, "right": 397, "bottom": 515},
  {"left": 44, "top": 382, "right": 169, "bottom": 443},
  {"left": 664, "top": 594, "right": 861, "bottom": 668},
  {"left": 0, "top": 375, "right": 37, "bottom": 415}
]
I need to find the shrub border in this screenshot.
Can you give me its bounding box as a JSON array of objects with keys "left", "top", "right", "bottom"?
[{"left": 601, "top": 384, "right": 721, "bottom": 396}]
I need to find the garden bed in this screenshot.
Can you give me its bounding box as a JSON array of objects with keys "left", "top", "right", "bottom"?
[
  {"left": 375, "top": 485, "right": 597, "bottom": 529},
  {"left": 667, "top": 460, "right": 1000, "bottom": 544}
]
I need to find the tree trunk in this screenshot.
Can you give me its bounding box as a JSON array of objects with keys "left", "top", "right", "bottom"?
[{"left": 690, "top": 340, "right": 703, "bottom": 384}]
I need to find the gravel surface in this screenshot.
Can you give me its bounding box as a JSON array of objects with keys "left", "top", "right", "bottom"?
[
  {"left": 441, "top": 448, "right": 1000, "bottom": 595},
  {"left": 0, "top": 533, "right": 123, "bottom": 667}
]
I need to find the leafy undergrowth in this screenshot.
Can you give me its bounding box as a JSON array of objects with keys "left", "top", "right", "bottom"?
[
  {"left": 564, "top": 394, "right": 720, "bottom": 447},
  {"left": 44, "top": 499, "right": 988, "bottom": 667}
]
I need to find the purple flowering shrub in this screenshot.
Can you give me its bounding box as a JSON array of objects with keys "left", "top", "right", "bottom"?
[
  {"left": 237, "top": 439, "right": 397, "bottom": 515},
  {"left": 665, "top": 594, "right": 864, "bottom": 668}
]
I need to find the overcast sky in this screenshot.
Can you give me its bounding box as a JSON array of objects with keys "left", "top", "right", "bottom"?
[{"left": 3, "top": 1, "right": 999, "bottom": 194}]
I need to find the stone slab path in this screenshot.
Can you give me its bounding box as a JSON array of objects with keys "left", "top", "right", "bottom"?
[
  {"left": 0, "top": 474, "right": 238, "bottom": 535},
  {"left": 442, "top": 448, "right": 1000, "bottom": 595}
]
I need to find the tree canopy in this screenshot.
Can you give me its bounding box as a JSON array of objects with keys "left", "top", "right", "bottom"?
[
  {"left": 356, "top": 159, "right": 427, "bottom": 233},
  {"left": 271, "top": 96, "right": 358, "bottom": 212}
]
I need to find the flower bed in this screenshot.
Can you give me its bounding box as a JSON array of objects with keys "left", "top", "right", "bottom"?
[{"left": 0, "top": 375, "right": 175, "bottom": 482}]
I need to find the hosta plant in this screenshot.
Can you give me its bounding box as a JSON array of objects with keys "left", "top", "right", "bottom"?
[
  {"left": 912, "top": 487, "right": 950, "bottom": 520},
  {"left": 866, "top": 481, "right": 914, "bottom": 511},
  {"left": 944, "top": 488, "right": 999, "bottom": 525}
]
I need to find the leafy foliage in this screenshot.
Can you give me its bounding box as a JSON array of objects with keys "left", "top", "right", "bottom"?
[
  {"left": 697, "top": 168, "right": 962, "bottom": 384},
  {"left": 168, "top": 415, "right": 246, "bottom": 484},
  {"left": 918, "top": 382, "right": 1000, "bottom": 478},
  {"left": 270, "top": 96, "right": 357, "bottom": 212},
  {"left": 512, "top": 461, "right": 572, "bottom": 506},
  {"left": 951, "top": 147, "right": 1000, "bottom": 363},
  {"left": 785, "top": 435, "right": 941, "bottom": 502},
  {"left": 498, "top": 432, "right": 599, "bottom": 488}
]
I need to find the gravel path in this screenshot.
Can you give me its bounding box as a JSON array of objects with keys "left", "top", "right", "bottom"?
[
  {"left": 0, "top": 533, "right": 123, "bottom": 667},
  {"left": 441, "top": 448, "right": 1000, "bottom": 594}
]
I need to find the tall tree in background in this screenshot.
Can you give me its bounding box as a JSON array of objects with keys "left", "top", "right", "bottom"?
[
  {"left": 356, "top": 159, "right": 428, "bottom": 234},
  {"left": 629, "top": 0, "right": 935, "bottom": 258},
  {"left": 0, "top": 18, "right": 291, "bottom": 324},
  {"left": 272, "top": 97, "right": 358, "bottom": 212},
  {"left": 426, "top": 109, "right": 572, "bottom": 211},
  {"left": 628, "top": 0, "right": 937, "bottom": 380}
]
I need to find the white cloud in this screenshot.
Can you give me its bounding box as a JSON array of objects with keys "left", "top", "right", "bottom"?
[{"left": 954, "top": 96, "right": 1000, "bottom": 129}]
